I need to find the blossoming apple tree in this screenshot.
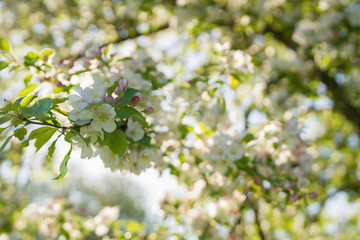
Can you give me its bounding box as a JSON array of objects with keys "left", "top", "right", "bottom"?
[{"left": 0, "top": 0, "right": 359, "bottom": 239}]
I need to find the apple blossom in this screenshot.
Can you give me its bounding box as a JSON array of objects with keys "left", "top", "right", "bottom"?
[
  {"left": 125, "top": 118, "right": 145, "bottom": 141},
  {"left": 91, "top": 104, "right": 117, "bottom": 133}
]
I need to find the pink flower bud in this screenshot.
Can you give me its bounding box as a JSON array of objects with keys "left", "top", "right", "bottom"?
[
  {"left": 56, "top": 82, "right": 63, "bottom": 87},
  {"left": 118, "top": 79, "right": 128, "bottom": 92},
  {"left": 309, "top": 192, "right": 318, "bottom": 200},
  {"left": 91, "top": 48, "right": 102, "bottom": 58},
  {"left": 114, "top": 97, "right": 121, "bottom": 104},
  {"left": 289, "top": 194, "right": 298, "bottom": 202},
  {"left": 43, "top": 55, "right": 49, "bottom": 62},
  {"left": 130, "top": 93, "right": 142, "bottom": 106},
  {"left": 105, "top": 96, "right": 114, "bottom": 103},
  {"left": 143, "top": 106, "right": 154, "bottom": 114},
  {"left": 188, "top": 80, "right": 195, "bottom": 86},
  {"left": 43, "top": 77, "right": 51, "bottom": 81}
]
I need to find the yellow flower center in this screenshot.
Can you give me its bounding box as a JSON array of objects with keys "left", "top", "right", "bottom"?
[{"left": 100, "top": 113, "right": 107, "bottom": 121}]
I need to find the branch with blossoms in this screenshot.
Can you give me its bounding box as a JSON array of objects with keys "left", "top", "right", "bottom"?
[{"left": 0, "top": 37, "right": 155, "bottom": 179}]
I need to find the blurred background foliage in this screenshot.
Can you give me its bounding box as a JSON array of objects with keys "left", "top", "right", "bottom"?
[{"left": 0, "top": 0, "right": 360, "bottom": 239}]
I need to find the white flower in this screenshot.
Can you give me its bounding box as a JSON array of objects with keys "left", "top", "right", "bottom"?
[
  {"left": 71, "top": 136, "right": 93, "bottom": 159},
  {"left": 91, "top": 104, "right": 117, "bottom": 133},
  {"left": 81, "top": 125, "right": 104, "bottom": 143},
  {"left": 125, "top": 119, "right": 145, "bottom": 141},
  {"left": 68, "top": 81, "right": 106, "bottom": 125},
  {"left": 73, "top": 81, "right": 106, "bottom": 104},
  {"left": 226, "top": 142, "right": 244, "bottom": 161}
]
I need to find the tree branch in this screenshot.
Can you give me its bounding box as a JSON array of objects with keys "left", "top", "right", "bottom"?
[{"left": 22, "top": 117, "right": 67, "bottom": 130}]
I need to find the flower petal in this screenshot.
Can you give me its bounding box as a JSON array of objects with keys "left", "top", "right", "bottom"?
[
  {"left": 91, "top": 119, "right": 103, "bottom": 131},
  {"left": 103, "top": 119, "right": 116, "bottom": 133}
]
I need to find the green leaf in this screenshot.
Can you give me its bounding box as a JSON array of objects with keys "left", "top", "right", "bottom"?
[
  {"left": 24, "top": 52, "right": 39, "bottom": 66},
  {"left": 107, "top": 129, "right": 128, "bottom": 157},
  {"left": 0, "top": 136, "right": 12, "bottom": 155},
  {"left": 13, "top": 118, "right": 23, "bottom": 127},
  {"left": 116, "top": 106, "right": 143, "bottom": 119},
  {"left": 20, "top": 98, "right": 52, "bottom": 119},
  {"left": 131, "top": 114, "right": 148, "bottom": 128},
  {"left": 29, "top": 127, "right": 57, "bottom": 152},
  {"left": 53, "top": 145, "right": 72, "bottom": 180},
  {"left": 104, "top": 44, "right": 111, "bottom": 57},
  {"left": 106, "top": 81, "right": 119, "bottom": 96},
  {"left": 18, "top": 84, "right": 39, "bottom": 97},
  {"left": 0, "top": 115, "right": 13, "bottom": 125},
  {"left": 118, "top": 88, "right": 139, "bottom": 105},
  {"left": 48, "top": 139, "right": 58, "bottom": 158},
  {"left": 0, "top": 37, "right": 10, "bottom": 51},
  {"left": 137, "top": 134, "right": 151, "bottom": 147},
  {"left": 14, "top": 128, "right": 27, "bottom": 141},
  {"left": 2, "top": 102, "right": 20, "bottom": 112},
  {"left": 64, "top": 132, "right": 76, "bottom": 143},
  {"left": 0, "top": 61, "right": 9, "bottom": 71},
  {"left": 168, "top": 164, "right": 180, "bottom": 176},
  {"left": 20, "top": 94, "right": 37, "bottom": 107},
  {"left": 21, "top": 139, "right": 29, "bottom": 148},
  {"left": 24, "top": 74, "right": 32, "bottom": 86},
  {"left": 242, "top": 133, "right": 254, "bottom": 143},
  {"left": 51, "top": 98, "right": 68, "bottom": 105},
  {"left": 0, "top": 128, "right": 7, "bottom": 135}
]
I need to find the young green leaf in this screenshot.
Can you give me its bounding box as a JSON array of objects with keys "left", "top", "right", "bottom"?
[
  {"left": 29, "top": 127, "right": 57, "bottom": 152},
  {"left": 0, "top": 37, "right": 10, "bottom": 51},
  {"left": 53, "top": 145, "right": 72, "bottom": 180},
  {"left": 0, "top": 61, "right": 9, "bottom": 71},
  {"left": 48, "top": 139, "right": 58, "bottom": 158},
  {"left": 24, "top": 52, "right": 39, "bottom": 66},
  {"left": 20, "top": 98, "right": 52, "bottom": 119},
  {"left": 18, "top": 84, "right": 39, "bottom": 97},
  {"left": 118, "top": 88, "right": 139, "bottom": 105},
  {"left": 0, "top": 128, "right": 7, "bottom": 135},
  {"left": 1, "top": 102, "right": 20, "bottom": 112},
  {"left": 107, "top": 129, "right": 128, "bottom": 157},
  {"left": 20, "top": 94, "right": 37, "bottom": 107},
  {"left": 14, "top": 128, "right": 27, "bottom": 141},
  {"left": 12, "top": 119, "right": 23, "bottom": 127},
  {"left": 24, "top": 74, "right": 32, "bottom": 86},
  {"left": 116, "top": 106, "right": 144, "bottom": 119},
  {"left": 21, "top": 139, "right": 29, "bottom": 148},
  {"left": 0, "top": 136, "right": 12, "bottom": 155},
  {"left": 0, "top": 115, "right": 13, "bottom": 125}
]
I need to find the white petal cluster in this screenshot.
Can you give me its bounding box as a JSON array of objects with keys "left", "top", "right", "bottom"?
[
  {"left": 91, "top": 104, "right": 117, "bottom": 133},
  {"left": 68, "top": 81, "right": 106, "bottom": 125},
  {"left": 125, "top": 118, "right": 144, "bottom": 141}
]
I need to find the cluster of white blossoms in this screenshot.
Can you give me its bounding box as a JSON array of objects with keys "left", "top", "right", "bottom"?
[{"left": 66, "top": 75, "right": 153, "bottom": 163}]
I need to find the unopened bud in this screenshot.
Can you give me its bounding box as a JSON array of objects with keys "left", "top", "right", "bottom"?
[
  {"left": 143, "top": 106, "right": 154, "bottom": 114},
  {"left": 56, "top": 82, "right": 63, "bottom": 87},
  {"left": 114, "top": 97, "right": 121, "bottom": 104},
  {"left": 43, "top": 77, "right": 51, "bottom": 81},
  {"left": 43, "top": 55, "right": 49, "bottom": 62},
  {"left": 105, "top": 96, "right": 114, "bottom": 103},
  {"left": 130, "top": 93, "right": 142, "bottom": 106},
  {"left": 118, "top": 79, "right": 128, "bottom": 92}
]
